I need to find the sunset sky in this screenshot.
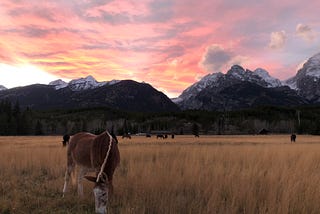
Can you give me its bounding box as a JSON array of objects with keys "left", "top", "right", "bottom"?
[{"left": 0, "top": 0, "right": 319, "bottom": 97}]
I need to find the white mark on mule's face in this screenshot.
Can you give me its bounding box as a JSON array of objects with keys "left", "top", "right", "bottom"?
[{"left": 93, "top": 183, "right": 108, "bottom": 214}]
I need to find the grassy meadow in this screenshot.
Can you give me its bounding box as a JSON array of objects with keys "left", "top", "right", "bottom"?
[{"left": 1, "top": 135, "right": 320, "bottom": 213}]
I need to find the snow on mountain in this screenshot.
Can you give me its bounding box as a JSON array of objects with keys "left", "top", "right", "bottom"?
[
  {"left": 107, "top": 79, "right": 121, "bottom": 86},
  {"left": 226, "top": 65, "right": 282, "bottom": 87},
  {"left": 282, "top": 52, "right": 320, "bottom": 101},
  {"left": 175, "top": 65, "right": 283, "bottom": 105},
  {"left": 48, "top": 75, "right": 121, "bottom": 91},
  {"left": 227, "top": 65, "right": 247, "bottom": 80},
  {"left": 283, "top": 76, "right": 297, "bottom": 90},
  {"left": 174, "top": 72, "right": 223, "bottom": 103},
  {"left": 171, "top": 97, "right": 183, "bottom": 103},
  {"left": 68, "top": 75, "right": 107, "bottom": 91},
  {"left": 301, "top": 52, "right": 320, "bottom": 78},
  {"left": 284, "top": 52, "right": 320, "bottom": 90},
  {"left": 187, "top": 72, "right": 223, "bottom": 92},
  {"left": 253, "top": 68, "right": 282, "bottom": 87},
  {"left": 49, "top": 79, "right": 68, "bottom": 90},
  {"left": 227, "top": 65, "right": 282, "bottom": 88},
  {"left": 0, "top": 85, "right": 7, "bottom": 91}
]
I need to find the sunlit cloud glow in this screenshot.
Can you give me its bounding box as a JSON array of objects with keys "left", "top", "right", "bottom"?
[
  {"left": 0, "top": 63, "right": 64, "bottom": 88},
  {"left": 0, "top": 0, "right": 320, "bottom": 97}
]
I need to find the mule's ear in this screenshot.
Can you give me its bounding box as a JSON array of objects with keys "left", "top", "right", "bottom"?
[{"left": 84, "top": 176, "right": 97, "bottom": 183}]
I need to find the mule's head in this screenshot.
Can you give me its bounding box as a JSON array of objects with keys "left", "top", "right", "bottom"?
[{"left": 85, "top": 176, "right": 108, "bottom": 214}]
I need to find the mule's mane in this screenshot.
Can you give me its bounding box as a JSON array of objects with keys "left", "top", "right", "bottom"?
[{"left": 96, "top": 131, "right": 113, "bottom": 183}]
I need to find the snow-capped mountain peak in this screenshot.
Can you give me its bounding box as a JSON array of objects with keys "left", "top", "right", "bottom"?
[
  {"left": 49, "top": 75, "right": 120, "bottom": 91},
  {"left": 175, "top": 65, "right": 285, "bottom": 107},
  {"left": 193, "top": 72, "right": 223, "bottom": 91},
  {"left": 284, "top": 52, "right": 320, "bottom": 90},
  {"left": 254, "top": 68, "right": 282, "bottom": 87},
  {"left": 107, "top": 79, "right": 121, "bottom": 86},
  {"left": 284, "top": 77, "right": 297, "bottom": 90},
  {"left": 226, "top": 65, "right": 282, "bottom": 87},
  {"left": 283, "top": 52, "right": 320, "bottom": 101},
  {"left": 49, "top": 79, "right": 68, "bottom": 90},
  {"left": 254, "top": 68, "right": 269, "bottom": 77},
  {"left": 0, "top": 85, "right": 7, "bottom": 91},
  {"left": 227, "top": 65, "right": 246, "bottom": 80},
  {"left": 175, "top": 72, "right": 224, "bottom": 103},
  {"left": 302, "top": 52, "right": 320, "bottom": 78},
  {"left": 66, "top": 75, "right": 107, "bottom": 91}
]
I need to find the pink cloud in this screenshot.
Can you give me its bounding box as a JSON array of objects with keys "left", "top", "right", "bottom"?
[
  {"left": 0, "top": 0, "right": 320, "bottom": 97},
  {"left": 269, "top": 31, "right": 287, "bottom": 49}
]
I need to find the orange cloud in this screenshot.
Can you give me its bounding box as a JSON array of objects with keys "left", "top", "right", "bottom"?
[{"left": 1, "top": 0, "right": 320, "bottom": 97}]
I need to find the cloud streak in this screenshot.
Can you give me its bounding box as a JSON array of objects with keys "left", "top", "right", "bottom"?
[{"left": 296, "top": 23, "right": 316, "bottom": 42}]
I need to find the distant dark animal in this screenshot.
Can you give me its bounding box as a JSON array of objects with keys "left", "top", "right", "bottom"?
[
  {"left": 62, "top": 134, "right": 70, "bottom": 147},
  {"left": 195, "top": 134, "right": 200, "bottom": 137},
  {"left": 146, "top": 134, "right": 151, "bottom": 138},
  {"left": 157, "top": 134, "right": 165, "bottom": 139},
  {"left": 122, "top": 133, "right": 131, "bottom": 139},
  {"left": 258, "top": 128, "right": 269, "bottom": 135},
  {"left": 291, "top": 134, "right": 296, "bottom": 143},
  {"left": 171, "top": 134, "right": 175, "bottom": 139},
  {"left": 62, "top": 130, "right": 120, "bottom": 214}
]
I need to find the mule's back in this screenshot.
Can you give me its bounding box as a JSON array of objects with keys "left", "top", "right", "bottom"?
[
  {"left": 91, "top": 132, "right": 120, "bottom": 180},
  {"left": 68, "top": 132, "right": 96, "bottom": 168}
]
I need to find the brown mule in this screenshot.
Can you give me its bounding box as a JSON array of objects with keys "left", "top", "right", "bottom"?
[{"left": 62, "top": 130, "right": 120, "bottom": 214}]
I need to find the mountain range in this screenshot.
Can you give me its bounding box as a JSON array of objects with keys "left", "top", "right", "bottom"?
[
  {"left": 173, "top": 53, "right": 320, "bottom": 110},
  {"left": 0, "top": 52, "right": 320, "bottom": 112},
  {"left": 0, "top": 77, "right": 179, "bottom": 112}
]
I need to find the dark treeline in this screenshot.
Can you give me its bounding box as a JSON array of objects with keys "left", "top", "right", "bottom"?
[
  {"left": 0, "top": 99, "right": 320, "bottom": 136},
  {"left": 0, "top": 100, "right": 34, "bottom": 135}
]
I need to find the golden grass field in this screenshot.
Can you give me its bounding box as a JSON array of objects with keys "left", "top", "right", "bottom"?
[{"left": 1, "top": 134, "right": 320, "bottom": 213}]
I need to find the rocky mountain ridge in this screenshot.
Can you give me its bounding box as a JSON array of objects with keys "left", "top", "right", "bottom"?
[
  {"left": 0, "top": 85, "right": 7, "bottom": 91},
  {"left": 48, "top": 75, "right": 121, "bottom": 91},
  {"left": 284, "top": 53, "right": 320, "bottom": 103},
  {"left": 174, "top": 52, "right": 320, "bottom": 110},
  {"left": 0, "top": 79, "right": 179, "bottom": 112},
  {"left": 1, "top": 53, "right": 319, "bottom": 111}
]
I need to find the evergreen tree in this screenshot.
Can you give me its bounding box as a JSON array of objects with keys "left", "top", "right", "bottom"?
[
  {"left": 192, "top": 123, "right": 199, "bottom": 137},
  {"left": 122, "top": 119, "right": 128, "bottom": 135},
  {"left": 35, "top": 120, "right": 43, "bottom": 135},
  {"left": 13, "top": 101, "right": 23, "bottom": 134}
]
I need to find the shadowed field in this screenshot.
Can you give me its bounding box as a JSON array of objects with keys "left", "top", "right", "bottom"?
[{"left": 1, "top": 135, "right": 320, "bottom": 213}]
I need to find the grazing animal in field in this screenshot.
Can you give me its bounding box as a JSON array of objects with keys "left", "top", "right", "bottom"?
[
  {"left": 156, "top": 134, "right": 165, "bottom": 139},
  {"left": 122, "top": 133, "right": 131, "bottom": 139},
  {"left": 62, "top": 130, "right": 120, "bottom": 214},
  {"left": 62, "top": 134, "right": 70, "bottom": 147},
  {"left": 291, "top": 134, "right": 296, "bottom": 143},
  {"left": 258, "top": 128, "right": 269, "bottom": 135}
]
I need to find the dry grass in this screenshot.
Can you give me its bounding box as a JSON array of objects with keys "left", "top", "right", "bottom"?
[{"left": 1, "top": 135, "right": 320, "bottom": 213}]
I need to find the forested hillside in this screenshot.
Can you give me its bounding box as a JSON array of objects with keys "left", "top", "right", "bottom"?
[{"left": 1, "top": 99, "right": 319, "bottom": 136}]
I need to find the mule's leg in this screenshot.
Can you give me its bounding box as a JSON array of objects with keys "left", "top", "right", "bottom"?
[
  {"left": 62, "top": 164, "right": 74, "bottom": 197},
  {"left": 107, "top": 174, "right": 114, "bottom": 196},
  {"left": 77, "top": 167, "right": 87, "bottom": 197},
  {"left": 109, "top": 180, "right": 114, "bottom": 196}
]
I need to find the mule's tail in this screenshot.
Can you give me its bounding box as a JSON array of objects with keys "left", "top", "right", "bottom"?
[
  {"left": 62, "top": 143, "right": 75, "bottom": 196},
  {"left": 62, "top": 134, "right": 70, "bottom": 147}
]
